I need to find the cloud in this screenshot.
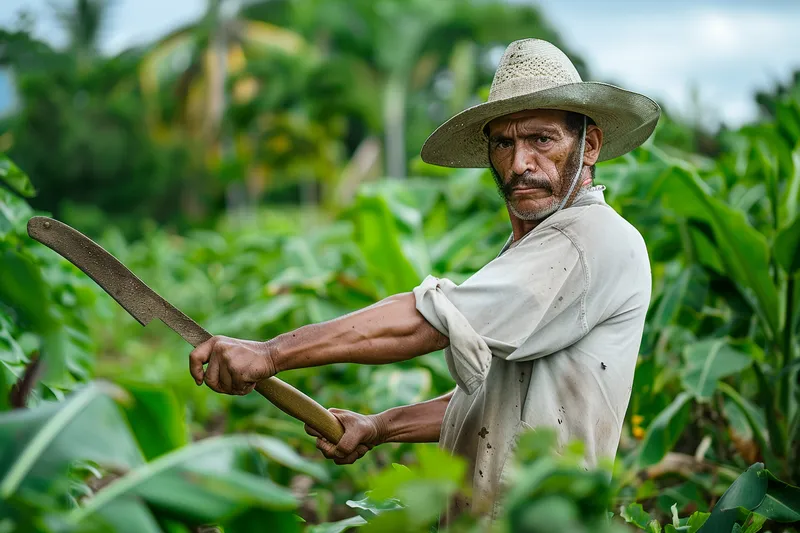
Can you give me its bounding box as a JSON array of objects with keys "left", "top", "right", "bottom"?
[
  {"left": 540, "top": 2, "right": 800, "bottom": 126},
  {"left": 102, "top": 0, "right": 205, "bottom": 53}
]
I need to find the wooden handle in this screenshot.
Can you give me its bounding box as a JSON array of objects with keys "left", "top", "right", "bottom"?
[{"left": 255, "top": 377, "right": 344, "bottom": 444}]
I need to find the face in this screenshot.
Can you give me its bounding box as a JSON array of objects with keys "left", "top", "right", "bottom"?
[{"left": 487, "top": 109, "right": 584, "bottom": 221}]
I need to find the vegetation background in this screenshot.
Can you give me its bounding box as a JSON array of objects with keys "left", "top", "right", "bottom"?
[{"left": 0, "top": 0, "right": 799, "bottom": 531}]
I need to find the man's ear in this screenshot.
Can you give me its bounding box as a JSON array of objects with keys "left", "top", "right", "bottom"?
[{"left": 583, "top": 125, "right": 603, "bottom": 166}]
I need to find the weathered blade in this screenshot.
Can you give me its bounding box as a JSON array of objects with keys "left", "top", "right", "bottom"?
[
  {"left": 27, "top": 216, "right": 212, "bottom": 347},
  {"left": 27, "top": 216, "right": 345, "bottom": 443}
]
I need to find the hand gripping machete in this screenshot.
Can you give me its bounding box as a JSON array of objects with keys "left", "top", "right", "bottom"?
[{"left": 27, "top": 216, "right": 344, "bottom": 444}]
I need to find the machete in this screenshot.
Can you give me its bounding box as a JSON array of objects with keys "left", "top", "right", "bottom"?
[{"left": 27, "top": 216, "right": 344, "bottom": 444}]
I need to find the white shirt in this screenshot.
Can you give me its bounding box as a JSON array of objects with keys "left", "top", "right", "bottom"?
[{"left": 412, "top": 188, "right": 651, "bottom": 517}]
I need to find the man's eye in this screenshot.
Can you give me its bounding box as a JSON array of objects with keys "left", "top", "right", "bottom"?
[
  {"left": 536, "top": 136, "right": 551, "bottom": 144},
  {"left": 496, "top": 140, "right": 512, "bottom": 149}
]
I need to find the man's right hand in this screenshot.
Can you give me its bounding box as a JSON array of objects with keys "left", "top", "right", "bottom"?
[{"left": 305, "top": 408, "right": 387, "bottom": 465}]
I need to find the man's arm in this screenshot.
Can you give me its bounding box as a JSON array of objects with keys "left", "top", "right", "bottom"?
[
  {"left": 377, "top": 389, "right": 453, "bottom": 443},
  {"left": 188, "top": 292, "right": 449, "bottom": 394},
  {"left": 308, "top": 390, "right": 454, "bottom": 465},
  {"left": 271, "top": 292, "right": 449, "bottom": 373}
]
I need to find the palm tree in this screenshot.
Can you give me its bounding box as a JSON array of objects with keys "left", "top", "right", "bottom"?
[
  {"left": 139, "top": 0, "right": 308, "bottom": 143},
  {"left": 52, "top": 0, "right": 111, "bottom": 68},
  {"left": 138, "top": 0, "right": 318, "bottom": 210},
  {"left": 277, "top": 0, "right": 580, "bottom": 178}
]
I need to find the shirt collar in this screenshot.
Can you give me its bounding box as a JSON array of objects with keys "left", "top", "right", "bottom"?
[
  {"left": 498, "top": 185, "right": 607, "bottom": 256},
  {"left": 571, "top": 185, "right": 607, "bottom": 208}
]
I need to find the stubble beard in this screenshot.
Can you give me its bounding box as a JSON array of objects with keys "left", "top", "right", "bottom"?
[{"left": 489, "top": 140, "right": 584, "bottom": 221}]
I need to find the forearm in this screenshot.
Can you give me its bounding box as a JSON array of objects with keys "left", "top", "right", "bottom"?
[
  {"left": 270, "top": 292, "right": 449, "bottom": 373},
  {"left": 372, "top": 390, "right": 454, "bottom": 443}
]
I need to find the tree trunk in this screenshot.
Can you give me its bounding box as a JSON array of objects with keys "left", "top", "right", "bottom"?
[{"left": 383, "top": 73, "right": 407, "bottom": 178}]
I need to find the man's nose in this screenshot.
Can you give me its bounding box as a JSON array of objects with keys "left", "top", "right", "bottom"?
[{"left": 511, "top": 144, "right": 533, "bottom": 176}]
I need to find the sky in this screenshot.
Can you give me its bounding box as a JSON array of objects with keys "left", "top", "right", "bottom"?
[{"left": 1, "top": 0, "right": 799, "bottom": 127}]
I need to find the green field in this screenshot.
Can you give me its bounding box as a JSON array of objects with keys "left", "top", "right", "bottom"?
[{"left": 1, "top": 1, "right": 799, "bottom": 531}]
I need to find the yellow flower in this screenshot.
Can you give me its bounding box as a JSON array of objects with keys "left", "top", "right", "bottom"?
[
  {"left": 267, "top": 134, "right": 291, "bottom": 154},
  {"left": 632, "top": 415, "right": 644, "bottom": 426},
  {"left": 632, "top": 426, "right": 646, "bottom": 440}
]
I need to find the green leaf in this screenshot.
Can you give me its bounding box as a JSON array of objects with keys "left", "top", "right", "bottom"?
[
  {"left": 621, "top": 502, "right": 653, "bottom": 529},
  {"left": 681, "top": 339, "right": 752, "bottom": 400},
  {"left": 774, "top": 215, "right": 800, "bottom": 275},
  {"left": 688, "top": 225, "right": 725, "bottom": 275},
  {"left": 698, "top": 463, "right": 767, "bottom": 533},
  {"left": 671, "top": 503, "right": 680, "bottom": 527},
  {"left": 686, "top": 511, "right": 710, "bottom": 532},
  {"left": 365, "top": 367, "right": 431, "bottom": 412},
  {"left": 742, "top": 512, "right": 767, "bottom": 533},
  {"left": 223, "top": 508, "right": 300, "bottom": 533},
  {"left": 655, "top": 165, "right": 780, "bottom": 339},
  {"left": 115, "top": 382, "right": 188, "bottom": 460},
  {"left": 751, "top": 469, "right": 800, "bottom": 522},
  {"left": 69, "top": 434, "right": 320, "bottom": 529},
  {"left": 723, "top": 396, "right": 754, "bottom": 441},
  {"left": 638, "top": 392, "right": 692, "bottom": 467},
  {"left": 346, "top": 494, "right": 404, "bottom": 517},
  {"left": 656, "top": 482, "right": 708, "bottom": 515},
  {"left": 717, "top": 464, "right": 768, "bottom": 512},
  {"left": 0, "top": 383, "right": 144, "bottom": 499},
  {"left": 0, "top": 319, "right": 26, "bottom": 366},
  {"left": 645, "top": 265, "right": 710, "bottom": 356},
  {"left": 82, "top": 498, "right": 163, "bottom": 533},
  {"left": 307, "top": 515, "right": 368, "bottom": 533},
  {"left": 348, "top": 194, "right": 422, "bottom": 296},
  {"left": 647, "top": 519, "right": 663, "bottom": 533},
  {"left": 362, "top": 446, "right": 465, "bottom": 527},
  {"left": 0, "top": 249, "right": 50, "bottom": 330},
  {"left": 429, "top": 212, "right": 493, "bottom": 270},
  {"left": 781, "top": 148, "right": 800, "bottom": 224},
  {"left": 717, "top": 383, "right": 775, "bottom": 468},
  {"left": 0, "top": 187, "right": 34, "bottom": 239},
  {"left": 0, "top": 155, "right": 35, "bottom": 198},
  {"left": 207, "top": 294, "right": 300, "bottom": 336}
]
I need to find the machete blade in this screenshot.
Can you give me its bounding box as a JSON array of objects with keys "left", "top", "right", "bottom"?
[
  {"left": 27, "top": 216, "right": 212, "bottom": 347},
  {"left": 26, "top": 215, "right": 345, "bottom": 443}
]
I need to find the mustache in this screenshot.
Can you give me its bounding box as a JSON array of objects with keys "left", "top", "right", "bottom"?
[{"left": 501, "top": 172, "right": 552, "bottom": 197}]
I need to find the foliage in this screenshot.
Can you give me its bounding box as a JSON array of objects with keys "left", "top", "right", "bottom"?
[
  {"left": 0, "top": 381, "right": 327, "bottom": 533},
  {"left": 0, "top": 0, "right": 222, "bottom": 236},
  {"left": 0, "top": 153, "right": 104, "bottom": 407},
  {"left": 1, "top": 0, "right": 579, "bottom": 231},
  {"left": 2, "top": 381, "right": 795, "bottom": 533},
  {"left": 2, "top": 1, "right": 800, "bottom": 531}
]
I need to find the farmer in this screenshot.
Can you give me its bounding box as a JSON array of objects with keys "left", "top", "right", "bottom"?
[{"left": 189, "top": 39, "right": 660, "bottom": 517}]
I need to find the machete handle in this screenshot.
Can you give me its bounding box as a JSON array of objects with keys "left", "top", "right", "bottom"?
[{"left": 255, "top": 377, "right": 344, "bottom": 444}]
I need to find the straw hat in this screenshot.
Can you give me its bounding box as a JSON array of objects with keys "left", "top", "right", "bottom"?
[{"left": 420, "top": 39, "right": 661, "bottom": 168}]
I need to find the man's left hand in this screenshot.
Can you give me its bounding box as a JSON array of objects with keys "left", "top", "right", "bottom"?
[{"left": 189, "top": 335, "right": 276, "bottom": 395}]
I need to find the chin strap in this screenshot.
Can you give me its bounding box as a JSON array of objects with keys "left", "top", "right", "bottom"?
[{"left": 554, "top": 115, "right": 587, "bottom": 214}]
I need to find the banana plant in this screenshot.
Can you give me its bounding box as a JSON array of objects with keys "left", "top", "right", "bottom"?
[
  {"left": 0, "top": 382, "right": 327, "bottom": 533},
  {"left": 139, "top": 0, "right": 308, "bottom": 142},
  {"left": 620, "top": 88, "right": 800, "bottom": 485}
]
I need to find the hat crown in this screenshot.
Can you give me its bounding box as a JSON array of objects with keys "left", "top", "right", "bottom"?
[{"left": 488, "top": 39, "right": 582, "bottom": 102}]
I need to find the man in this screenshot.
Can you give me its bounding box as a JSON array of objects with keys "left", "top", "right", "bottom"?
[{"left": 188, "top": 38, "right": 660, "bottom": 517}]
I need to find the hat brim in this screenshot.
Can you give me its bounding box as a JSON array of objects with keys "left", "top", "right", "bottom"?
[{"left": 420, "top": 81, "right": 661, "bottom": 168}]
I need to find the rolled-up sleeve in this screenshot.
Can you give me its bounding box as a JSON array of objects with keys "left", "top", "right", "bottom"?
[
  {"left": 413, "top": 227, "right": 590, "bottom": 394},
  {"left": 414, "top": 276, "right": 493, "bottom": 394}
]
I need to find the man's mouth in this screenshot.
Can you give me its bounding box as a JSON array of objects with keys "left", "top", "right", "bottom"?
[{"left": 510, "top": 186, "right": 551, "bottom": 196}]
